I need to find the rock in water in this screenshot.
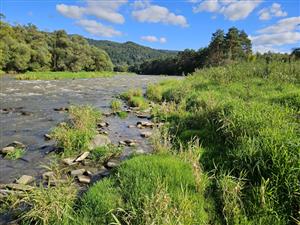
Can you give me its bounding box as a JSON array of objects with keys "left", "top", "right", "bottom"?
[
  {"left": 141, "top": 131, "right": 152, "bottom": 138},
  {"left": 8, "top": 141, "right": 25, "bottom": 149},
  {"left": 88, "top": 134, "right": 111, "bottom": 150},
  {"left": 106, "top": 159, "right": 120, "bottom": 168},
  {"left": 1, "top": 146, "right": 15, "bottom": 154},
  {"left": 70, "top": 169, "right": 86, "bottom": 177},
  {"left": 75, "top": 151, "right": 90, "bottom": 162},
  {"left": 77, "top": 175, "right": 91, "bottom": 184},
  {"left": 16, "top": 175, "right": 35, "bottom": 185}
]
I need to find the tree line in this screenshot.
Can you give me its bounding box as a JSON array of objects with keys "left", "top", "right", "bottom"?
[
  {"left": 130, "top": 27, "right": 299, "bottom": 75},
  {"left": 0, "top": 14, "right": 113, "bottom": 73}
]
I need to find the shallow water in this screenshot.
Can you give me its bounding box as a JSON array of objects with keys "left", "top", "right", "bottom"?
[{"left": 0, "top": 75, "right": 174, "bottom": 184}]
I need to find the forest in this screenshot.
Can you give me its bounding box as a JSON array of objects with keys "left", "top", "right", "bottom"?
[
  {"left": 0, "top": 14, "right": 113, "bottom": 73},
  {"left": 87, "top": 39, "right": 177, "bottom": 71},
  {"left": 130, "top": 27, "right": 299, "bottom": 75}
]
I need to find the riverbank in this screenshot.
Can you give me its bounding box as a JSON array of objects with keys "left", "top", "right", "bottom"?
[{"left": 14, "top": 71, "right": 135, "bottom": 80}]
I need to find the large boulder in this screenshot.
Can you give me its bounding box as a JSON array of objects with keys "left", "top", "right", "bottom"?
[{"left": 88, "top": 134, "right": 111, "bottom": 150}]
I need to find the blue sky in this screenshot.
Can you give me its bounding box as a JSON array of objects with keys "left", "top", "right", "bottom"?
[{"left": 1, "top": 0, "right": 299, "bottom": 52}]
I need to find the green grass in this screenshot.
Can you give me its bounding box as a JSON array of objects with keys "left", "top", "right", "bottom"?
[
  {"left": 145, "top": 61, "right": 300, "bottom": 224},
  {"left": 116, "top": 111, "right": 128, "bottom": 119},
  {"left": 71, "top": 154, "right": 216, "bottom": 225},
  {"left": 51, "top": 105, "right": 101, "bottom": 156},
  {"left": 110, "top": 99, "right": 122, "bottom": 112},
  {"left": 89, "top": 145, "right": 122, "bottom": 163},
  {"left": 4, "top": 148, "right": 25, "bottom": 160},
  {"left": 121, "top": 88, "right": 149, "bottom": 109},
  {"left": 1, "top": 180, "right": 77, "bottom": 225},
  {"left": 15, "top": 71, "right": 134, "bottom": 80}
]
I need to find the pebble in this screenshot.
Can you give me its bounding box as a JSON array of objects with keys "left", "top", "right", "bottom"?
[
  {"left": 42, "top": 171, "right": 55, "bottom": 180},
  {"left": 1, "top": 146, "right": 15, "bottom": 154},
  {"left": 141, "top": 131, "right": 152, "bottom": 138},
  {"left": 106, "top": 160, "right": 120, "bottom": 168},
  {"left": 62, "top": 158, "right": 76, "bottom": 166},
  {"left": 70, "top": 169, "right": 86, "bottom": 177}
]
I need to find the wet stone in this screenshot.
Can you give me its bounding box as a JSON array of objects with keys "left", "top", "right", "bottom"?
[
  {"left": 77, "top": 175, "right": 91, "bottom": 184},
  {"left": 8, "top": 141, "right": 25, "bottom": 149},
  {"left": 44, "top": 134, "right": 52, "bottom": 140},
  {"left": 88, "top": 134, "right": 111, "bottom": 150},
  {"left": 141, "top": 131, "right": 152, "bottom": 138},
  {"left": 16, "top": 175, "right": 35, "bottom": 185},
  {"left": 1, "top": 146, "right": 15, "bottom": 154},
  {"left": 75, "top": 151, "right": 90, "bottom": 162},
  {"left": 70, "top": 169, "right": 86, "bottom": 177},
  {"left": 106, "top": 160, "right": 120, "bottom": 168},
  {"left": 62, "top": 158, "right": 76, "bottom": 166}
]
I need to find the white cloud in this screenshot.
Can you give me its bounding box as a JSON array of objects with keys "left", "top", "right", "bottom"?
[
  {"left": 56, "top": 0, "right": 127, "bottom": 24},
  {"left": 251, "top": 17, "right": 300, "bottom": 53},
  {"left": 258, "top": 3, "right": 287, "bottom": 20},
  {"left": 141, "top": 35, "right": 167, "bottom": 43},
  {"left": 56, "top": 4, "right": 84, "bottom": 19},
  {"left": 191, "top": 0, "right": 262, "bottom": 21},
  {"left": 132, "top": 3, "right": 188, "bottom": 27},
  {"left": 257, "top": 17, "right": 300, "bottom": 34},
  {"left": 193, "top": 0, "right": 219, "bottom": 13},
  {"left": 76, "top": 19, "right": 122, "bottom": 37}
]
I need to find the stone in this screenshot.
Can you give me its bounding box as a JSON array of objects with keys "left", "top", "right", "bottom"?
[
  {"left": 42, "top": 171, "right": 55, "bottom": 180},
  {"left": 8, "top": 141, "right": 25, "bottom": 149},
  {"left": 70, "top": 169, "right": 86, "bottom": 177},
  {"left": 128, "top": 125, "right": 135, "bottom": 128},
  {"left": 75, "top": 151, "right": 90, "bottom": 162},
  {"left": 5, "top": 183, "right": 34, "bottom": 191},
  {"left": 135, "top": 149, "right": 145, "bottom": 154},
  {"left": 137, "top": 114, "right": 150, "bottom": 119},
  {"left": 53, "top": 107, "right": 68, "bottom": 112},
  {"left": 98, "top": 122, "right": 109, "bottom": 128},
  {"left": 77, "top": 175, "right": 91, "bottom": 184},
  {"left": 1, "top": 146, "right": 15, "bottom": 154},
  {"left": 103, "top": 112, "right": 112, "bottom": 117},
  {"left": 137, "top": 121, "right": 155, "bottom": 128},
  {"left": 44, "top": 134, "right": 51, "bottom": 140},
  {"left": 137, "top": 124, "right": 144, "bottom": 129},
  {"left": 106, "top": 160, "right": 120, "bottom": 168},
  {"left": 62, "top": 157, "right": 76, "bottom": 166},
  {"left": 98, "top": 130, "right": 108, "bottom": 135},
  {"left": 119, "top": 141, "right": 126, "bottom": 146},
  {"left": 88, "top": 134, "right": 111, "bottom": 150},
  {"left": 16, "top": 175, "right": 35, "bottom": 185},
  {"left": 141, "top": 131, "right": 152, "bottom": 138}
]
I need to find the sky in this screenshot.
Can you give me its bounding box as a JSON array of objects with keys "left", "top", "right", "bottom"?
[{"left": 1, "top": 0, "right": 299, "bottom": 52}]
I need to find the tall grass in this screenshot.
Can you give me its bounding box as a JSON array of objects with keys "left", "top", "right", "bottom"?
[
  {"left": 145, "top": 61, "right": 300, "bottom": 224},
  {"left": 52, "top": 105, "right": 101, "bottom": 156}
]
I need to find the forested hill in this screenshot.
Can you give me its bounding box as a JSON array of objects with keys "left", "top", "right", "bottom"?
[{"left": 87, "top": 39, "right": 178, "bottom": 67}]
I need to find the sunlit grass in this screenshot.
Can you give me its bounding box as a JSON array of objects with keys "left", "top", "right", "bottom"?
[{"left": 15, "top": 71, "right": 135, "bottom": 80}]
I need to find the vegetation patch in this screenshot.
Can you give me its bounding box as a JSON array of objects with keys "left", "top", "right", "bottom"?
[
  {"left": 110, "top": 99, "right": 122, "bottom": 112},
  {"left": 15, "top": 71, "right": 130, "bottom": 80},
  {"left": 146, "top": 61, "right": 300, "bottom": 224},
  {"left": 4, "top": 148, "right": 25, "bottom": 160},
  {"left": 51, "top": 105, "right": 101, "bottom": 156},
  {"left": 89, "top": 145, "right": 122, "bottom": 163},
  {"left": 116, "top": 111, "right": 128, "bottom": 119}
]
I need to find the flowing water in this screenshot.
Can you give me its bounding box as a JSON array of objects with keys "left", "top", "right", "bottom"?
[{"left": 0, "top": 75, "right": 175, "bottom": 184}]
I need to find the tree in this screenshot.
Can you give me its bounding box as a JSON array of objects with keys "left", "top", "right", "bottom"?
[{"left": 207, "top": 29, "right": 225, "bottom": 66}]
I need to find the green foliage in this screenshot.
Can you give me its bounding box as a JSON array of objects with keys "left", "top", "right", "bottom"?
[
  {"left": 87, "top": 39, "right": 177, "bottom": 68},
  {"left": 116, "top": 111, "right": 128, "bottom": 119},
  {"left": 74, "top": 179, "right": 123, "bottom": 225},
  {"left": 51, "top": 105, "right": 100, "bottom": 156},
  {"left": 110, "top": 99, "right": 122, "bottom": 112},
  {"left": 121, "top": 88, "right": 149, "bottom": 109},
  {"left": 0, "top": 21, "right": 114, "bottom": 73},
  {"left": 90, "top": 145, "right": 122, "bottom": 163},
  {"left": 148, "top": 62, "right": 300, "bottom": 224},
  {"left": 4, "top": 148, "right": 25, "bottom": 160}
]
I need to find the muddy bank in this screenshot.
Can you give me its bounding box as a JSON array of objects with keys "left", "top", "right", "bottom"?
[{"left": 0, "top": 75, "right": 177, "bottom": 183}]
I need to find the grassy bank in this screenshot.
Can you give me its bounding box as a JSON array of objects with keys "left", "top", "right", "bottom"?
[
  {"left": 146, "top": 61, "right": 300, "bottom": 224},
  {"left": 15, "top": 71, "right": 134, "bottom": 80}
]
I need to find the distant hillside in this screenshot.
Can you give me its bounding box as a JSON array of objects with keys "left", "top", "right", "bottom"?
[{"left": 87, "top": 39, "right": 178, "bottom": 67}]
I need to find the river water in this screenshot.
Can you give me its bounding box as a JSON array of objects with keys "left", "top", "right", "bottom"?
[{"left": 0, "top": 75, "right": 173, "bottom": 184}]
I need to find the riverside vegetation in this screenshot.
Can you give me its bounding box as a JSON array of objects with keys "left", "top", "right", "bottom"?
[{"left": 1, "top": 60, "right": 299, "bottom": 225}]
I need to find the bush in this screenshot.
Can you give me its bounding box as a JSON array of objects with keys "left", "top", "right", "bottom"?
[{"left": 110, "top": 99, "right": 122, "bottom": 112}]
